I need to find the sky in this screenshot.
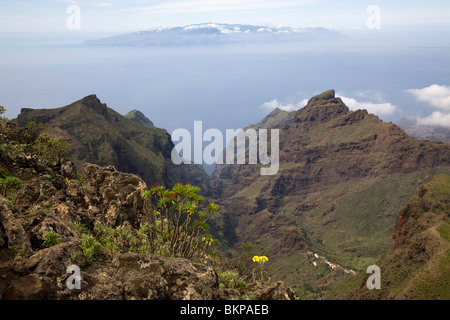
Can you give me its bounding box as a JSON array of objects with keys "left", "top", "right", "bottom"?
[
  {"left": 1, "top": 0, "right": 450, "bottom": 33},
  {"left": 1, "top": 0, "right": 450, "bottom": 133}
]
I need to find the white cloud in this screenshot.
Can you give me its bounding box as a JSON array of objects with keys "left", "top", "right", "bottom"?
[
  {"left": 405, "top": 84, "right": 450, "bottom": 128},
  {"left": 416, "top": 111, "right": 450, "bottom": 128},
  {"left": 261, "top": 98, "right": 308, "bottom": 112},
  {"left": 406, "top": 84, "right": 450, "bottom": 111},
  {"left": 338, "top": 95, "right": 397, "bottom": 116}
]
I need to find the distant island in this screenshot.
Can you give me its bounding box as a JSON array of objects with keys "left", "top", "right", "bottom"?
[{"left": 84, "top": 23, "right": 341, "bottom": 47}]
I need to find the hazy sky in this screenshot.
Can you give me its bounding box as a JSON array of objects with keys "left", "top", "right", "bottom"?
[
  {"left": 1, "top": 0, "right": 450, "bottom": 134},
  {"left": 1, "top": 0, "right": 450, "bottom": 33}
]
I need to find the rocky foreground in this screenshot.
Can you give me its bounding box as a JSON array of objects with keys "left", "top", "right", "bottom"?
[{"left": 0, "top": 117, "right": 293, "bottom": 300}]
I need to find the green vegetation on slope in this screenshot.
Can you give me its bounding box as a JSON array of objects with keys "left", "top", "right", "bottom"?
[
  {"left": 14, "top": 95, "right": 205, "bottom": 188},
  {"left": 326, "top": 174, "right": 450, "bottom": 300}
]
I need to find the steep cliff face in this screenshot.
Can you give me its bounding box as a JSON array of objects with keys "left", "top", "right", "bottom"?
[
  {"left": 212, "top": 90, "right": 450, "bottom": 294},
  {"left": 14, "top": 95, "right": 208, "bottom": 190},
  {"left": 328, "top": 175, "right": 450, "bottom": 300}
]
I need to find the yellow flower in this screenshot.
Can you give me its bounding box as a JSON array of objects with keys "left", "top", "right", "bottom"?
[{"left": 252, "top": 255, "right": 269, "bottom": 263}]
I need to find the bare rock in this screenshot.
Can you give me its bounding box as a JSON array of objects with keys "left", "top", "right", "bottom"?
[
  {"left": 246, "top": 281, "right": 295, "bottom": 300},
  {"left": 81, "top": 163, "right": 149, "bottom": 227},
  {"left": 0, "top": 204, "right": 31, "bottom": 252},
  {"left": 63, "top": 253, "right": 221, "bottom": 300}
]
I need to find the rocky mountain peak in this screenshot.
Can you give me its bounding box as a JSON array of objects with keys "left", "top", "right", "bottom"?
[
  {"left": 307, "top": 89, "right": 336, "bottom": 104},
  {"left": 125, "top": 109, "right": 155, "bottom": 127},
  {"left": 77, "top": 94, "right": 108, "bottom": 116},
  {"left": 294, "top": 89, "right": 349, "bottom": 124}
]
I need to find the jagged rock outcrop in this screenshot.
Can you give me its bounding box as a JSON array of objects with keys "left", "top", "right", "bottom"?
[{"left": 2, "top": 248, "right": 222, "bottom": 300}]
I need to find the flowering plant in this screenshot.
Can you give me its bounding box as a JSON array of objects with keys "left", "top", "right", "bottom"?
[
  {"left": 140, "top": 182, "right": 219, "bottom": 261},
  {"left": 252, "top": 255, "right": 269, "bottom": 281}
]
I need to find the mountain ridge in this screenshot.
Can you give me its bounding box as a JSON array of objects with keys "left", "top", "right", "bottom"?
[
  {"left": 14, "top": 95, "right": 208, "bottom": 190},
  {"left": 211, "top": 89, "right": 450, "bottom": 297}
]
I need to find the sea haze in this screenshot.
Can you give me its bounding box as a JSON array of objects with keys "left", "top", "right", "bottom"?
[{"left": 1, "top": 26, "right": 450, "bottom": 149}]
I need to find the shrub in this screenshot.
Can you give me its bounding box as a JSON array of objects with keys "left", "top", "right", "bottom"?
[
  {"left": 21, "top": 122, "right": 45, "bottom": 146},
  {"left": 0, "top": 176, "right": 23, "bottom": 196},
  {"left": 73, "top": 222, "right": 91, "bottom": 235},
  {"left": 0, "top": 165, "right": 9, "bottom": 178},
  {"left": 80, "top": 233, "right": 102, "bottom": 264},
  {"left": 218, "top": 270, "right": 247, "bottom": 291},
  {"left": 144, "top": 183, "right": 219, "bottom": 261},
  {"left": 93, "top": 222, "right": 150, "bottom": 254},
  {"left": 32, "top": 135, "right": 70, "bottom": 165},
  {"left": 8, "top": 247, "right": 26, "bottom": 257},
  {"left": 1, "top": 120, "right": 69, "bottom": 165},
  {"left": 74, "top": 222, "right": 151, "bottom": 263},
  {"left": 43, "top": 231, "right": 62, "bottom": 247},
  {"left": 0, "top": 121, "right": 43, "bottom": 157},
  {"left": 72, "top": 182, "right": 218, "bottom": 263}
]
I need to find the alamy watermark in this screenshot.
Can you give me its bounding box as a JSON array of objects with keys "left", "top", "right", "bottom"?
[
  {"left": 366, "top": 5, "right": 381, "bottom": 30},
  {"left": 171, "top": 121, "right": 279, "bottom": 176},
  {"left": 66, "top": 5, "right": 81, "bottom": 30},
  {"left": 66, "top": 264, "right": 82, "bottom": 290},
  {"left": 366, "top": 264, "right": 381, "bottom": 290}
]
